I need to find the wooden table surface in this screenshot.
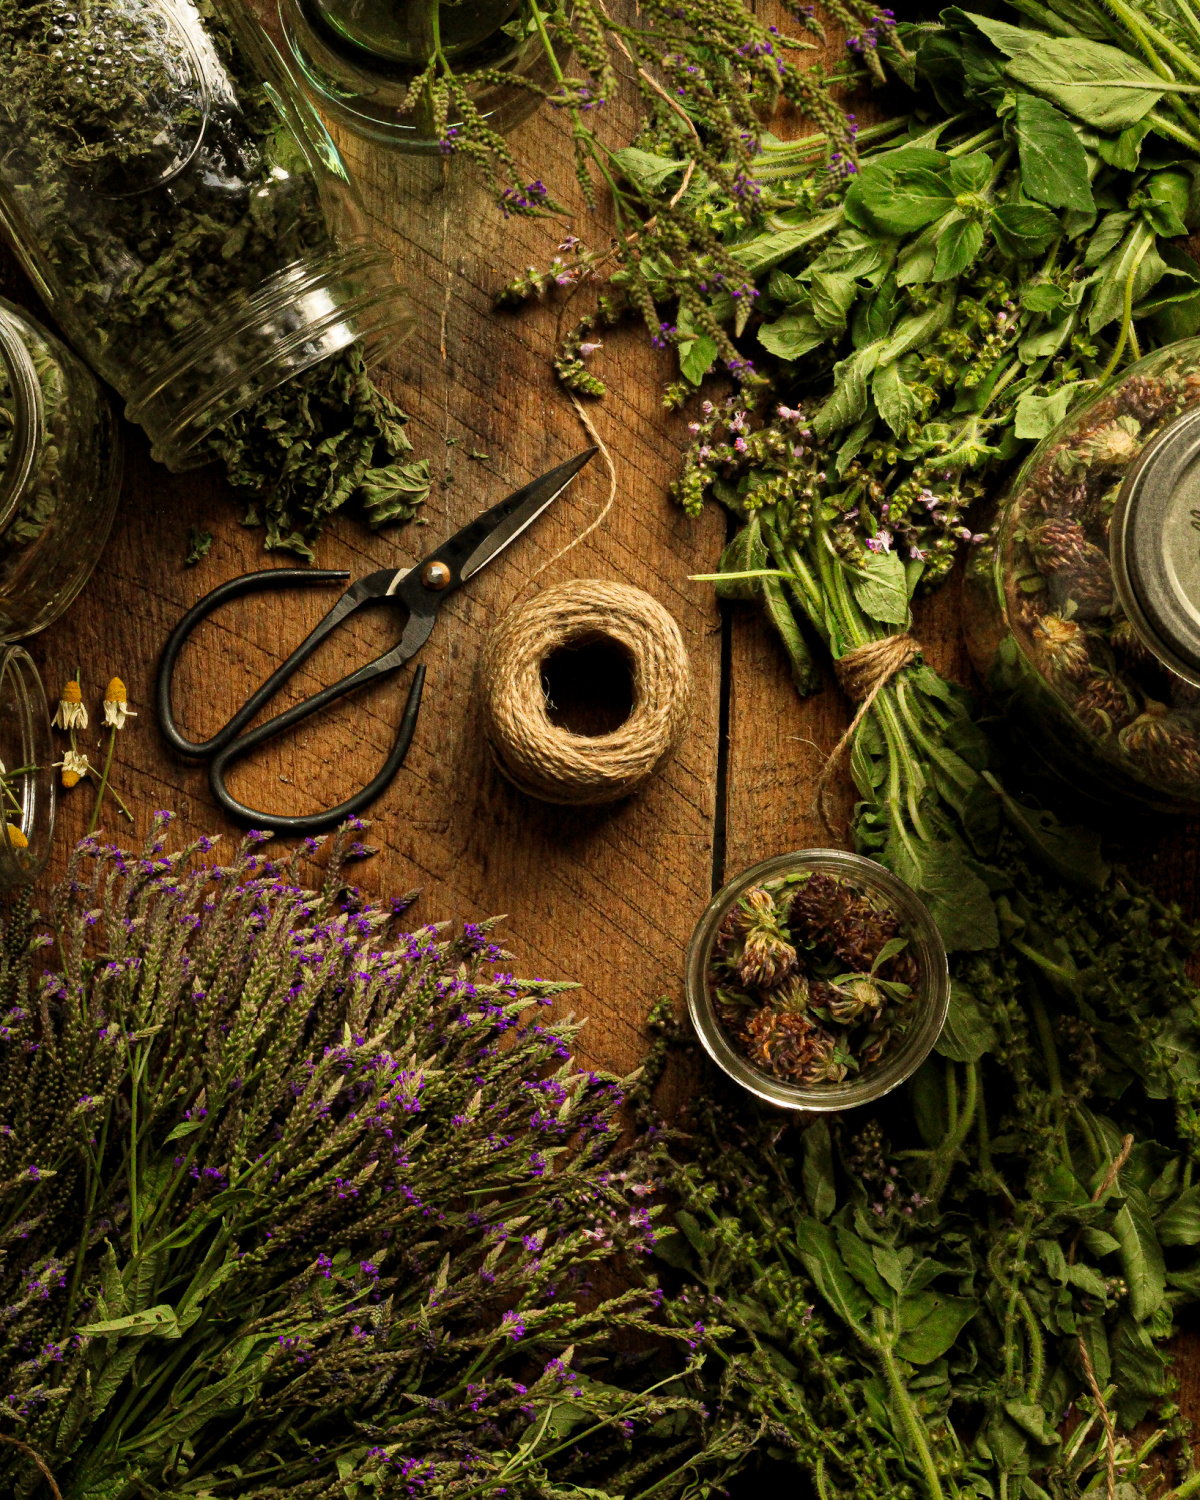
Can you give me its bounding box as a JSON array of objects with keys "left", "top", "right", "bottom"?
[{"left": 0, "top": 1, "right": 1196, "bottom": 1091}]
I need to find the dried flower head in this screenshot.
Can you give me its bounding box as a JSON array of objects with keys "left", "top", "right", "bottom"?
[
  {"left": 1077, "top": 414, "right": 1141, "bottom": 468},
  {"left": 52, "top": 678, "right": 87, "bottom": 731},
  {"left": 1032, "top": 613, "right": 1091, "bottom": 681},
  {"left": 1118, "top": 699, "right": 1200, "bottom": 783},
  {"left": 741, "top": 1008, "right": 846, "bottom": 1084},
  {"left": 1073, "top": 671, "right": 1137, "bottom": 736},
  {"left": 722, "top": 887, "right": 796, "bottom": 989},
  {"left": 3, "top": 824, "right": 26, "bottom": 851},
  {"left": 54, "top": 749, "right": 91, "bottom": 789},
  {"left": 102, "top": 677, "right": 136, "bottom": 730},
  {"left": 827, "top": 975, "right": 887, "bottom": 1024},
  {"left": 1025, "top": 518, "right": 1112, "bottom": 611}
]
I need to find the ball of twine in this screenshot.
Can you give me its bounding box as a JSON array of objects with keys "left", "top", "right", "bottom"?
[{"left": 482, "top": 579, "right": 692, "bottom": 805}]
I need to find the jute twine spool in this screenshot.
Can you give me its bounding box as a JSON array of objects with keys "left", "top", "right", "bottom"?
[{"left": 482, "top": 579, "right": 692, "bottom": 805}]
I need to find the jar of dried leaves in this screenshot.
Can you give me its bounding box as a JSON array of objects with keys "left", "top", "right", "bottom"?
[
  {"left": 964, "top": 340, "right": 1200, "bottom": 811},
  {"left": 0, "top": 298, "right": 122, "bottom": 639},
  {"left": 0, "top": 0, "right": 414, "bottom": 471},
  {"left": 0, "top": 645, "right": 55, "bottom": 884},
  {"left": 685, "top": 851, "right": 949, "bottom": 1111}
]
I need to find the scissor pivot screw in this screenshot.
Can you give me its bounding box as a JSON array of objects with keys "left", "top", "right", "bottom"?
[{"left": 421, "top": 561, "right": 453, "bottom": 591}]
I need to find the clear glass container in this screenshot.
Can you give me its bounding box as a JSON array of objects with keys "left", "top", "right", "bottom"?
[
  {"left": 963, "top": 341, "right": 1200, "bottom": 812},
  {"left": 280, "top": 0, "right": 571, "bottom": 150},
  {"left": 0, "top": 647, "right": 55, "bottom": 885},
  {"left": 0, "top": 298, "right": 122, "bottom": 641},
  {"left": 685, "top": 850, "right": 950, "bottom": 1112},
  {"left": 0, "top": 0, "right": 415, "bottom": 471}
]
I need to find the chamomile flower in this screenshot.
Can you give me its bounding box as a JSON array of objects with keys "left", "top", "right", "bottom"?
[
  {"left": 55, "top": 750, "right": 91, "bottom": 789},
  {"left": 102, "top": 678, "right": 136, "bottom": 730},
  {"left": 52, "top": 679, "right": 87, "bottom": 731}
]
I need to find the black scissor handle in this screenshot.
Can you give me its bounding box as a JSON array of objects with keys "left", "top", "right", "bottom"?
[
  {"left": 156, "top": 568, "right": 428, "bottom": 836},
  {"left": 156, "top": 569, "right": 352, "bottom": 758},
  {"left": 208, "top": 664, "right": 425, "bottom": 836}
]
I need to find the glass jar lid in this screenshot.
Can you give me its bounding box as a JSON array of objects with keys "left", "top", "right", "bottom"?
[{"left": 1111, "top": 406, "right": 1200, "bottom": 688}]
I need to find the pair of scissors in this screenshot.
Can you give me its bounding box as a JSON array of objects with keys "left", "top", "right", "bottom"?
[{"left": 156, "top": 448, "right": 597, "bottom": 836}]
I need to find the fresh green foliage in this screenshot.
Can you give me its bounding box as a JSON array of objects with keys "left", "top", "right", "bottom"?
[
  {"left": 0, "top": 819, "right": 740, "bottom": 1499},
  {"left": 643, "top": 801, "right": 1200, "bottom": 1500},
  {"left": 495, "top": 0, "right": 892, "bottom": 391}
]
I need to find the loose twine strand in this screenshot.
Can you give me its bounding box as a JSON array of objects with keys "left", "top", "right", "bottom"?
[
  {"left": 0, "top": 1435, "right": 62, "bottom": 1499},
  {"left": 483, "top": 397, "right": 691, "bottom": 804},
  {"left": 815, "top": 634, "right": 922, "bottom": 835}
]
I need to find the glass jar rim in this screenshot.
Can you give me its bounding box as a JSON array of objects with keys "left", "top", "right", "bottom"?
[
  {"left": 685, "top": 849, "right": 950, "bottom": 1112},
  {"left": 0, "top": 305, "right": 44, "bottom": 543}
]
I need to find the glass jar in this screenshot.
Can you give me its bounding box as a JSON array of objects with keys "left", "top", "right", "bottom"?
[
  {"left": 280, "top": 0, "right": 571, "bottom": 150},
  {"left": 0, "top": 0, "right": 415, "bottom": 472},
  {"left": 685, "top": 850, "right": 950, "bottom": 1112},
  {"left": 0, "top": 298, "right": 122, "bottom": 641},
  {"left": 0, "top": 647, "right": 55, "bottom": 885},
  {"left": 963, "top": 340, "right": 1200, "bottom": 812}
]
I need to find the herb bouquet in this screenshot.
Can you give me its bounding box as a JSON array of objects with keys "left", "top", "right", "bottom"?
[{"left": 0, "top": 817, "right": 734, "bottom": 1500}]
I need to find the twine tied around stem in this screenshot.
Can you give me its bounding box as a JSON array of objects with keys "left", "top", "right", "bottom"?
[{"left": 815, "top": 633, "right": 923, "bottom": 836}]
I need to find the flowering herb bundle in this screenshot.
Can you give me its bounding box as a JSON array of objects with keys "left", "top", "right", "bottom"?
[
  {"left": 0, "top": 818, "right": 734, "bottom": 1499},
  {"left": 493, "top": 0, "right": 892, "bottom": 383},
  {"left": 644, "top": 806, "right": 1200, "bottom": 1500}
]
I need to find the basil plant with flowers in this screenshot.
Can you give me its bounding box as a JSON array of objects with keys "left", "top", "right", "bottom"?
[{"left": 0, "top": 817, "right": 743, "bottom": 1500}]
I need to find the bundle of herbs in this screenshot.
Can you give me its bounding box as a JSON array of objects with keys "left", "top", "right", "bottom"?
[
  {"left": 642, "top": 805, "right": 1200, "bottom": 1500},
  {"left": 0, "top": 0, "right": 430, "bottom": 558},
  {"left": 0, "top": 817, "right": 739, "bottom": 1500}
]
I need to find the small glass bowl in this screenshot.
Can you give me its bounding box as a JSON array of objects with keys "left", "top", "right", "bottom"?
[{"left": 685, "top": 849, "right": 949, "bottom": 1112}]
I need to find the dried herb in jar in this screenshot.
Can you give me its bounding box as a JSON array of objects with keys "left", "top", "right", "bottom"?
[
  {"left": 0, "top": 0, "right": 430, "bottom": 558},
  {"left": 710, "top": 871, "right": 916, "bottom": 1085},
  {"left": 996, "top": 364, "right": 1200, "bottom": 794}
]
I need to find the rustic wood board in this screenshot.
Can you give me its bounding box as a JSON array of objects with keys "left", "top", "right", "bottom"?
[{"left": 5, "top": 0, "right": 1200, "bottom": 1433}]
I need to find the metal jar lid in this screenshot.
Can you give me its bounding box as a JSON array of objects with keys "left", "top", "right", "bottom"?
[{"left": 1111, "top": 404, "right": 1200, "bottom": 689}]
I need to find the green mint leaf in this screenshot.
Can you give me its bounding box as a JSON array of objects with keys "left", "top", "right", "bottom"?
[
  {"left": 935, "top": 981, "right": 999, "bottom": 1063},
  {"left": 1156, "top": 1184, "right": 1200, "bottom": 1246},
  {"left": 844, "top": 156, "right": 954, "bottom": 236},
  {"left": 610, "top": 146, "right": 687, "bottom": 194},
  {"left": 761, "top": 575, "right": 820, "bottom": 694},
  {"left": 800, "top": 1120, "right": 837, "bottom": 1221},
  {"left": 990, "top": 202, "right": 1061, "bottom": 259},
  {"left": 949, "top": 151, "right": 992, "bottom": 194},
  {"left": 1088, "top": 222, "right": 1161, "bottom": 332},
  {"left": 1014, "top": 94, "right": 1095, "bottom": 212},
  {"left": 1112, "top": 1186, "right": 1166, "bottom": 1322},
  {"left": 1020, "top": 282, "right": 1066, "bottom": 313},
  {"left": 811, "top": 343, "right": 882, "bottom": 438},
  {"left": 1013, "top": 385, "right": 1078, "bottom": 440},
  {"left": 714, "top": 520, "right": 768, "bottom": 601},
  {"left": 757, "top": 308, "right": 827, "bottom": 361},
  {"left": 678, "top": 333, "right": 718, "bottom": 385},
  {"left": 1004, "top": 39, "right": 1168, "bottom": 131},
  {"left": 850, "top": 552, "right": 909, "bottom": 626},
  {"left": 932, "top": 213, "right": 985, "bottom": 282},
  {"left": 1097, "top": 118, "right": 1153, "bottom": 171},
  {"left": 895, "top": 1292, "right": 977, "bottom": 1364},
  {"left": 809, "top": 269, "right": 860, "bottom": 332},
  {"left": 872, "top": 358, "right": 925, "bottom": 438}
]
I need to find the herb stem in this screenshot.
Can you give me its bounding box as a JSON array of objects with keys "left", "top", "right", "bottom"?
[
  {"left": 874, "top": 1308, "right": 946, "bottom": 1500},
  {"left": 87, "top": 727, "right": 117, "bottom": 837}
]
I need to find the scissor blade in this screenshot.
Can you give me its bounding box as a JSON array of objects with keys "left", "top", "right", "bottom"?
[{"left": 456, "top": 447, "right": 597, "bottom": 581}]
